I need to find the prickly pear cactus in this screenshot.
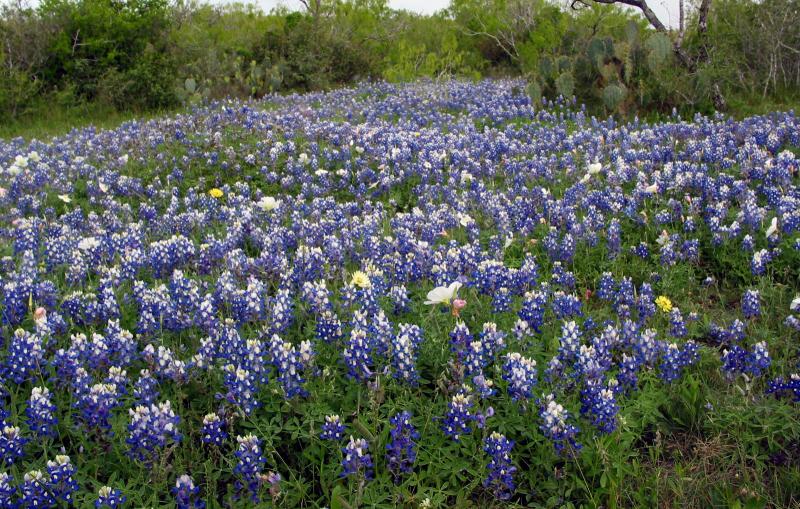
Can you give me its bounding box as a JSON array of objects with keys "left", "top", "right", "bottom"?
[
  {"left": 527, "top": 80, "right": 543, "bottom": 105},
  {"left": 645, "top": 33, "right": 672, "bottom": 71},
  {"left": 555, "top": 72, "right": 575, "bottom": 98},
  {"left": 603, "top": 83, "right": 627, "bottom": 111}
]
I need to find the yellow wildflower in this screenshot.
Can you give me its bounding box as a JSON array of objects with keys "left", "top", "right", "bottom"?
[
  {"left": 655, "top": 295, "right": 673, "bottom": 313},
  {"left": 209, "top": 188, "right": 224, "bottom": 199},
  {"left": 350, "top": 271, "right": 370, "bottom": 289}
]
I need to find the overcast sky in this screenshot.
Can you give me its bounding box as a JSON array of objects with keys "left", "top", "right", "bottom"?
[{"left": 228, "top": 0, "right": 681, "bottom": 27}]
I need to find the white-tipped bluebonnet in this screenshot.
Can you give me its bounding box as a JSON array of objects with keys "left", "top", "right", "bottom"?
[
  {"left": 483, "top": 432, "right": 516, "bottom": 500},
  {"left": 21, "top": 470, "right": 54, "bottom": 508},
  {"left": 519, "top": 290, "right": 547, "bottom": 333},
  {"left": 659, "top": 341, "right": 700, "bottom": 383},
  {"left": 580, "top": 380, "right": 619, "bottom": 434},
  {"left": 26, "top": 386, "right": 57, "bottom": 438},
  {"left": 221, "top": 365, "right": 260, "bottom": 415},
  {"left": 95, "top": 486, "right": 126, "bottom": 508},
  {"left": 234, "top": 434, "right": 266, "bottom": 502},
  {"left": 343, "top": 328, "right": 373, "bottom": 382},
  {"left": 538, "top": 394, "right": 581, "bottom": 455},
  {"left": 441, "top": 391, "right": 475, "bottom": 441},
  {"left": 0, "top": 472, "right": 15, "bottom": 508},
  {"left": 391, "top": 324, "right": 423, "bottom": 385},
  {"left": 386, "top": 411, "right": 418, "bottom": 483},
  {"left": 47, "top": 455, "right": 79, "bottom": 504},
  {"left": 173, "top": 474, "right": 204, "bottom": 509},
  {"left": 742, "top": 289, "right": 761, "bottom": 319},
  {"left": 502, "top": 353, "right": 537, "bottom": 402},
  {"left": 341, "top": 436, "right": 373, "bottom": 480},
  {"left": 0, "top": 425, "right": 27, "bottom": 466},
  {"left": 320, "top": 415, "right": 345, "bottom": 441},
  {"left": 126, "top": 401, "right": 182, "bottom": 463},
  {"left": 201, "top": 413, "right": 227, "bottom": 446}
]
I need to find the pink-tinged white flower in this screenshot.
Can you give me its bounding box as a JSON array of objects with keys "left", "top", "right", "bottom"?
[
  {"left": 424, "top": 282, "right": 462, "bottom": 305},
  {"left": 766, "top": 217, "right": 778, "bottom": 238},
  {"left": 257, "top": 196, "right": 280, "bottom": 212},
  {"left": 457, "top": 213, "right": 473, "bottom": 227},
  {"left": 452, "top": 298, "right": 467, "bottom": 317}
]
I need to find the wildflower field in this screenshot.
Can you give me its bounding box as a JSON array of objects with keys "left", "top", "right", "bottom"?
[{"left": 0, "top": 80, "right": 799, "bottom": 508}]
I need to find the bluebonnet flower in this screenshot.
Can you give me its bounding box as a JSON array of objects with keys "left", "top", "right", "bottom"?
[
  {"left": 483, "top": 432, "right": 516, "bottom": 500},
  {"left": 47, "top": 455, "right": 79, "bottom": 504},
  {"left": 502, "top": 353, "right": 538, "bottom": 402},
  {"left": 552, "top": 291, "right": 582, "bottom": 319},
  {"left": 341, "top": 436, "right": 373, "bottom": 480},
  {"left": 2, "top": 329, "right": 44, "bottom": 385},
  {"left": 441, "top": 391, "right": 475, "bottom": 441},
  {"left": 765, "top": 374, "right": 800, "bottom": 402},
  {"left": 386, "top": 411, "right": 418, "bottom": 483},
  {"left": 539, "top": 394, "right": 581, "bottom": 455},
  {"left": 343, "top": 328, "right": 373, "bottom": 382},
  {"left": 26, "top": 387, "right": 57, "bottom": 438},
  {"left": 133, "top": 369, "right": 160, "bottom": 406},
  {"left": 746, "top": 341, "right": 771, "bottom": 377},
  {"left": 0, "top": 473, "right": 15, "bottom": 508},
  {"left": 449, "top": 321, "right": 473, "bottom": 363},
  {"left": 20, "top": 470, "right": 55, "bottom": 508},
  {"left": 201, "top": 413, "right": 227, "bottom": 446},
  {"left": 221, "top": 365, "right": 260, "bottom": 415},
  {"left": 234, "top": 434, "right": 266, "bottom": 501},
  {"left": 389, "top": 285, "right": 410, "bottom": 314},
  {"left": 0, "top": 425, "right": 27, "bottom": 466},
  {"left": 126, "top": 401, "right": 182, "bottom": 462},
  {"left": 580, "top": 380, "right": 619, "bottom": 433},
  {"left": 519, "top": 290, "right": 547, "bottom": 333},
  {"left": 669, "top": 308, "right": 687, "bottom": 338},
  {"left": 558, "top": 320, "right": 581, "bottom": 361},
  {"left": 173, "top": 474, "right": 204, "bottom": 509},
  {"left": 742, "top": 289, "right": 761, "bottom": 319},
  {"left": 95, "top": 486, "right": 126, "bottom": 508},
  {"left": 659, "top": 341, "right": 700, "bottom": 383},
  {"left": 320, "top": 415, "right": 345, "bottom": 441},
  {"left": 391, "top": 324, "right": 423, "bottom": 385},
  {"left": 269, "top": 335, "right": 314, "bottom": 399}
]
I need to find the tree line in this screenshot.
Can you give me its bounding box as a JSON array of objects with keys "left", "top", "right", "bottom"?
[{"left": 1, "top": 0, "right": 798, "bottom": 121}]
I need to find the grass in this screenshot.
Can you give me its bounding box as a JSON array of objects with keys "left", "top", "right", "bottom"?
[{"left": 0, "top": 100, "right": 182, "bottom": 141}]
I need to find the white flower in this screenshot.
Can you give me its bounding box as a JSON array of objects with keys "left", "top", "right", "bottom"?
[
  {"left": 656, "top": 230, "right": 670, "bottom": 246},
  {"left": 336, "top": 168, "right": 348, "bottom": 177},
  {"left": 14, "top": 155, "right": 28, "bottom": 168},
  {"left": 257, "top": 196, "right": 279, "bottom": 212},
  {"left": 28, "top": 151, "right": 40, "bottom": 162},
  {"left": 766, "top": 217, "right": 778, "bottom": 238},
  {"left": 457, "top": 213, "right": 473, "bottom": 227},
  {"left": 504, "top": 234, "right": 513, "bottom": 249},
  {"left": 424, "top": 281, "right": 462, "bottom": 305},
  {"left": 791, "top": 295, "right": 800, "bottom": 312},
  {"left": 587, "top": 162, "right": 602, "bottom": 174},
  {"left": 460, "top": 172, "right": 474, "bottom": 184},
  {"left": 645, "top": 183, "right": 658, "bottom": 194},
  {"left": 78, "top": 237, "right": 100, "bottom": 251},
  {"left": 299, "top": 152, "right": 309, "bottom": 164},
  {"left": 314, "top": 169, "right": 329, "bottom": 176},
  {"left": 58, "top": 194, "right": 72, "bottom": 203},
  {"left": 7, "top": 165, "right": 21, "bottom": 176},
  {"left": 98, "top": 182, "right": 109, "bottom": 193}
]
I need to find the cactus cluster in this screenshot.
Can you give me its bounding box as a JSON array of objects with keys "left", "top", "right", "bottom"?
[
  {"left": 177, "top": 59, "right": 284, "bottom": 105},
  {"left": 529, "top": 21, "right": 674, "bottom": 113}
]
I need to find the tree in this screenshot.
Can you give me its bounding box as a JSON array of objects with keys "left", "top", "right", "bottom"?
[{"left": 570, "top": 0, "right": 727, "bottom": 109}]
